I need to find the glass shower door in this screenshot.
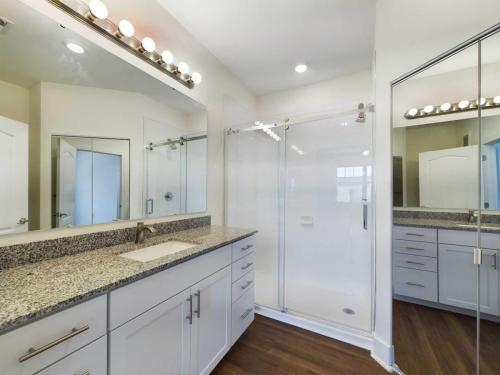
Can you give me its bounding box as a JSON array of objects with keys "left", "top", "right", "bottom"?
[{"left": 283, "top": 112, "right": 373, "bottom": 331}]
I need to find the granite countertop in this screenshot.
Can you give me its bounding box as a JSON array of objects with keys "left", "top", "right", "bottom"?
[
  {"left": 393, "top": 217, "right": 500, "bottom": 233},
  {"left": 0, "top": 225, "right": 256, "bottom": 334}
]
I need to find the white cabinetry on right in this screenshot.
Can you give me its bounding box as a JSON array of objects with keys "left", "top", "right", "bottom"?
[{"left": 438, "top": 229, "right": 499, "bottom": 315}]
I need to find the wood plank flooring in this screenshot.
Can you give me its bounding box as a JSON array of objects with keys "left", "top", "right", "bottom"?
[
  {"left": 213, "top": 315, "right": 388, "bottom": 375},
  {"left": 393, "top": 300, "right": 500, "bottom": 375}
]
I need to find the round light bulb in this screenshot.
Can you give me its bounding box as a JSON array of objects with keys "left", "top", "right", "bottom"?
[
  {"left": 178, "top": 62, "right": 189, "bottom": 74},
  {"left": 295, "top": 64, "right": 307, "bottom": 73},
  {"left": 88, "top": 0, "right": 108, "bottom": 20},
  {"left": 66, "top": 42, "right": 85, "bottom": 54},
  {"left": 161, "top": 50, "right": 174, "bottom": 64},
  {"left": 476, "top": 97, "right": 486, "bottom": 106},
  {"left": 407, "top": 108, "right": 418, "bottom": 117},
  {"left": 191, "top": 72, "right": 202, "bottom": 84},
  {"left": 440, "top": 102, "right": 451, "bottom": 111},
  {"left": 424, "top": 105, "right": 434, "bottom": 114},
  {"left": 494, "top": 95, "right": 500, "bottom": 105},
  {"left": 141, "top": 37, "right": 156, "bottom": 53},
  {"left": 458, "top": 100, "right": 470, "bottom": 109},
  {"left": 118, "top": 19, "right": 134, "bottom": 38}
]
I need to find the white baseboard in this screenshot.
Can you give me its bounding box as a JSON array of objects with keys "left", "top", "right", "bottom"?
[
  {"left": 255, "top": 305, "right": 373, "bottom": 351},
  {"left": 371, "top": 333, "right": 394, "bottom": 372}
]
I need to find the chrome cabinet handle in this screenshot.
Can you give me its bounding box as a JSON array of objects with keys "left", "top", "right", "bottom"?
[
  {"left": 405, "top": 233, "right": 424, "bottom": 237},
  {"left": 186, "top": 295, "right": 193, "bottom": 325},
  {"left": 78, "top": 371, "right": 90, "bottom": 375},
  {"left": 19, "top": 325, "right": 90, "bottom": 362},
  {"left": 194, "top": 290, "right": 201, "bottom": 318},
  {"left": 241, "top": 280, "right": 253, "bottom": 290},
  {"left": 405, "top": 247, "right": 425, "bottom": 251},
  {"left": 241, "top": 262, "right": 253, "bottom": 270},
  {"left": 491, "top": 254, "right": 497, "bottom": 270},
  {"left": 363, "top": 203, "right": 368, "bottom": 230},
  {"left": 242, "top": 244, "right": 254, "bottom": 251},
  {"left": 405, "top": 282, "right": 425, "bottom": 288},
  {"left": 240, "top": 308, "right": 253, "bottom": 320},
  {"left": 406, "top": 261, "right": 425, "bottom": 266}
]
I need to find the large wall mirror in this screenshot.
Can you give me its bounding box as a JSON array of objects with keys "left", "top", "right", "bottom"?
[{"left": 0, "top": 0, "right": 207, "bottom": 236}]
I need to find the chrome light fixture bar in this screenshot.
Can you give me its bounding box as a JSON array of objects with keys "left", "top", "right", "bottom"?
[
  {"left": 46, "top": 0, "right": 202, "bottom": 89},
  {"left": 405, "top": 95, "right": 500, "bottom": 119}
]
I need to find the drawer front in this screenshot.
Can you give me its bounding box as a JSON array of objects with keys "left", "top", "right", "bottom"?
[
  {"left": 37, "top": 336, "right": 107, "bottom": 375},
  {"left": 232, "top": 287, "right": 255, "bottom": 345},
  {"left": 110, "top": 245, "right": 231, "bottom": 330},
  {"left": 393, "top": 239, "right": 437, "bottom": 258},
  {"left": 232, "top": 235, "right": 256, "bottom": 262},
  {"left": 393, "top": 226, "right": 437, "bottom": 243},
  {"left": 439, "top": 229, "right": 500, "bottom": 250},
  {"left": 393, "top": 267, "right": 437, "bottom": 302},
  {"left": 0, "top": 295, "right": 106, "bottom": 375},
  {"left": 232, "top": 270, "right": 255, "bottom": 303},
  {"left": 394, "top": 253, "right": 437, "bottom": 272},
  {"left": 232, "top": 252, "right": 255, "bottom": 283}
]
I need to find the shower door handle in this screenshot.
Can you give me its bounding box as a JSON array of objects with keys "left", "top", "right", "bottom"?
[{"left": 362, "top": 201, "right": 368, "bottom": 230}]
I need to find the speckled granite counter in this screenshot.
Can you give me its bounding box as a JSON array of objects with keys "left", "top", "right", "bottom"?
[
  {"left": 0, "top": 225, "right": 256, "bottom": 334},
  {"left": 393, "top": 217, "right": 500, "bottom": 233}
]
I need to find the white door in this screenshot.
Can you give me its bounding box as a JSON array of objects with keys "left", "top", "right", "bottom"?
[
  {"left": 56, "top": 139, "right": 77, "bottom": 227},
  {"left": 109, "top": 289, "right": 191, "bottom": 375},
  {"left": 0, "top": 115, "right": 28, "bottom": 235},
  {"left": 191, "top": 266, "right": 231, "bottom": 375},
  {"left": 419, "top": 145, "right": 478, "bottom": 209},
  {"left": 439, "top": 244, "right": 499, "bottom": 315}
]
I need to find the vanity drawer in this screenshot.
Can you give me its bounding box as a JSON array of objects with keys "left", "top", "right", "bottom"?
[
  {"left": 393, "top": 239, "right": 437, "bottom": 257},
  {"left": 394, "top": 267, "right": 438, "bottom": 302},
  {"left": 394, "top": 253, "right": 437, "bottom": 272},
  {"left": 232, "top": 270, "right": 255, "bottom": 303},
  {"left": 393, "top": 226, "right": 437, "bottom": 243},
  {"left": 0, "top": 295, "right": 106, "bottom": 375},
  {"left": 232, "top": 252, "right": 255, "bottom": 283},
  {"left": 232, "top": 235, "right": 256, "bottom": 261},
  {"left": 37, "top": 336, "right": 107, "bottom": 375},
  {"left": 232, "top": 287, "right": 255, "bottom": 345}
]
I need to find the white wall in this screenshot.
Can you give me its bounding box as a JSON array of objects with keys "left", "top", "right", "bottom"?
[
  {"left": 0, "top": 80, "right": 29, "bottom": 124},
  {"left": 374, "top": 0, "right": 500, "bottom": 367}
]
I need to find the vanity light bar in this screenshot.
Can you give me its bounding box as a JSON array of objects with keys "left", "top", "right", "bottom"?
[
  {"left": 47, "top": 0, "right": 202, "bottom": 89},
  {"left": 405, "top": 95, "right": 500, "bottom": 119}
]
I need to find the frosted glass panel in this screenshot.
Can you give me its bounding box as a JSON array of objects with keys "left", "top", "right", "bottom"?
[{"left": 226, "top": 128, "right": 282, "bottom": 309}]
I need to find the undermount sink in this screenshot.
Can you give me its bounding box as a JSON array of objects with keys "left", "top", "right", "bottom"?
[{"left": 119, "top": 241, "right": 196, "bottom": 262}]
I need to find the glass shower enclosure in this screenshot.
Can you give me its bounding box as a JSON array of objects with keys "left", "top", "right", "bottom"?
[{"left": 226, "top": 107, "right": 374, "bottom": 334}]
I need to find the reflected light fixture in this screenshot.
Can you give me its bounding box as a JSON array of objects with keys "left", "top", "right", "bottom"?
[
  {"left": 161, "top": 50, "right": 174, "bottom": 65},
  {"left": 191, "top": 72, "right": 202, "bottom": 84},
  {"left": 295, "top": 64, "right": 308, "bottom": 73},
  {"left": 458, "top": 100, "right": 470, "bottom": 109},
  {"left": 87, "top": 0, "right": 108, "bottom": 20},
  {"left": 493, "top": 95, "right": 500, "bottom": 104},
  {"left": 66, "top": 42, "right": 85, "bottom": 54},
  {"left": 477, "top": 97, "right": 486, "bottom": 106},
  {"left": 140, "top": 37, "right": 156, "bottom": 53},
  {"left": 116, "top": 19, "right": 134, "bottom": 38},
  {"left": 424, "top": 105, "right": 434, "bottom": 114},
  {"left": 407, "top": 108, "right": 418, "bottom": 117},
  {"left": 178, "top": 62, "right": 189, "bottom": 74},
  {"left": 440, "top": 102, "right": 451, "bottom": 111},
  {"left": 405, "top": 95, "right": 500, "bottom": 119}
]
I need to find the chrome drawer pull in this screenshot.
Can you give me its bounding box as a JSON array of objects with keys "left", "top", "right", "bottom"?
[
  {"left": 491, "top": 255, "right": 497, "bottom": 270},
  {"left": 19, "top": 325, "right": 90, "bottom": 362},
  {"left": 405, "top": 247, "right": 425, "bottom": 251},
  {"left": 406, "top": 261, "right": 425, "bottom": 266},
  {"left": 78, "top": 371, "right": 90, "bottom": 375},
  {"left": 405, "top": 233, "right": 424, "bottom": 237},
  {"left": 241, "top": 308, "right": 253, "bottom": 320},
  {"left": 186, "top": 295, "right": 193, "bottom": 325},
  {"left": 241, "top": 280, "right": 253, "bottom": 290},
  {"left": 405, "top": 282, "right": 425, "bottom": 288},
  {"left": 194, "top": 290, "right": 201, "bottom": 319},
  {"left": 242, "top": 244, "right": 254, "bottom": 251},
  {"left": 241, "top": 262, "right": 253, "bottom": 270}
]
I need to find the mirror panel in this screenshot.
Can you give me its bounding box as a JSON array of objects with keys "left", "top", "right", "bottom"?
[{"left": 0, "top": 0, "right": 207, "bottom": 236}]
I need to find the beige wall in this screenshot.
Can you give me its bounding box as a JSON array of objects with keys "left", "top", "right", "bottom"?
[{"left": 0, "top": 80, "right": 29, "bottom": 124}]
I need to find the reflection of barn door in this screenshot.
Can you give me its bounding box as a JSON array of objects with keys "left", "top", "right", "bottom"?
[
  {"left": 56, "top": 139, "right": 76, "bottom": 227},
  {"left": 419, "top": 145, "right": 478, "bottom": 209},
  {"left": 0, "top": 115, "right": 28, "bottom": 235}
]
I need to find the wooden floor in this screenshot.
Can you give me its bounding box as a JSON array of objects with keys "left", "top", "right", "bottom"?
[
  {"left": 393, "top": 300, "right": 500, "bottom": 375},
  {"left": 213, "top": 315, "right": 388, "bottom": 375}
]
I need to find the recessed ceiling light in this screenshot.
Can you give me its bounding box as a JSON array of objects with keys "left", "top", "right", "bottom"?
[
  {"left": 295, "top": 64, "right": 307, "bottom": 73},
  {"left": 66, "top": 42, "right": 85, "bottom": 54}
]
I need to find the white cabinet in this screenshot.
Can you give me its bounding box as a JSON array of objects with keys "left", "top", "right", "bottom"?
[
  {"left": 110, "top": 289, "right": 191, "bottom": 375},
  {"left": 438, "top": 244, "right": 499, "bottom": 315}
]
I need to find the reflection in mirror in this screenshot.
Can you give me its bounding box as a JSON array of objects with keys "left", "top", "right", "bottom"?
[{"left": 0, "top": 0, "right": 207, "bottom": 236}]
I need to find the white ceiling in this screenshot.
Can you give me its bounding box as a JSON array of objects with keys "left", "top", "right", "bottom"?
[{"left": 157, "top": 0, "right": 375, "bottom": 95}]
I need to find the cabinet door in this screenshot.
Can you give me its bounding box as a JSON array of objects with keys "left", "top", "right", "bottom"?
[
  {"left": 191, "top": 266, "right": 231, "bottom": 375},
  {"left": 109, "top": 289, "right": 191, "bottom": 375},
  {"left": 439, "top": 244, "right": 499, "bottom": 314}
]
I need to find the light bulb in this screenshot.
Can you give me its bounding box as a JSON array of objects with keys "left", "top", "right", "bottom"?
[
  {"left": 440, "top": 102, "right": 451, "bottom": 111},
  {"left": 178, "top": 62, "right": 189, "bottom": 74},
  {"left": 141, "top": 37, "right": 156, "bottom": 53},
  {"left": 117, "top": 19, "right": 134, "bottom": 38},
  {"left": 66, "top": 43, "right": 85, "bottom": 54},
  {"left": 88, "top": 0, "right": 108, "bottom": 20},
  {"left": 458, "top": 100, "right": 470, "bottom": 109},
  {"left": 424, "top": 105, "right": 434, "bottom": 114},
  {"left": 191, "top": 72, "right": 202, "bottom": 84},
  {"left": 407, "top": 108, "right": 418, "bottom": 117},
  {"left": 295, "top": 64, "right": 307, "bottom": 73},
  {"left": 161, "top": 50, "right": 174, "bottom": 64},
  {"left": 493, "top": 95, "right": 500, "bottom": 104},
  {"left": 476, "top": 97, "right": 486, "bottom": 106}
]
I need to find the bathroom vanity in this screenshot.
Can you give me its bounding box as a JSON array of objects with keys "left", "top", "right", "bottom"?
[{"left": 0, "top": 220, "right": 256, "bottom": 375}]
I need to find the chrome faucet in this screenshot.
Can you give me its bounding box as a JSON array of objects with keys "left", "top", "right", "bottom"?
[{"left": 135, "top": 222, "right": 157, "bottom": 244}]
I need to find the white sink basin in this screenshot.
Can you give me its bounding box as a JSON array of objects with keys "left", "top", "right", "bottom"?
[{"left": 119, "top": 241, "right": 196, "bottom": 262}]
